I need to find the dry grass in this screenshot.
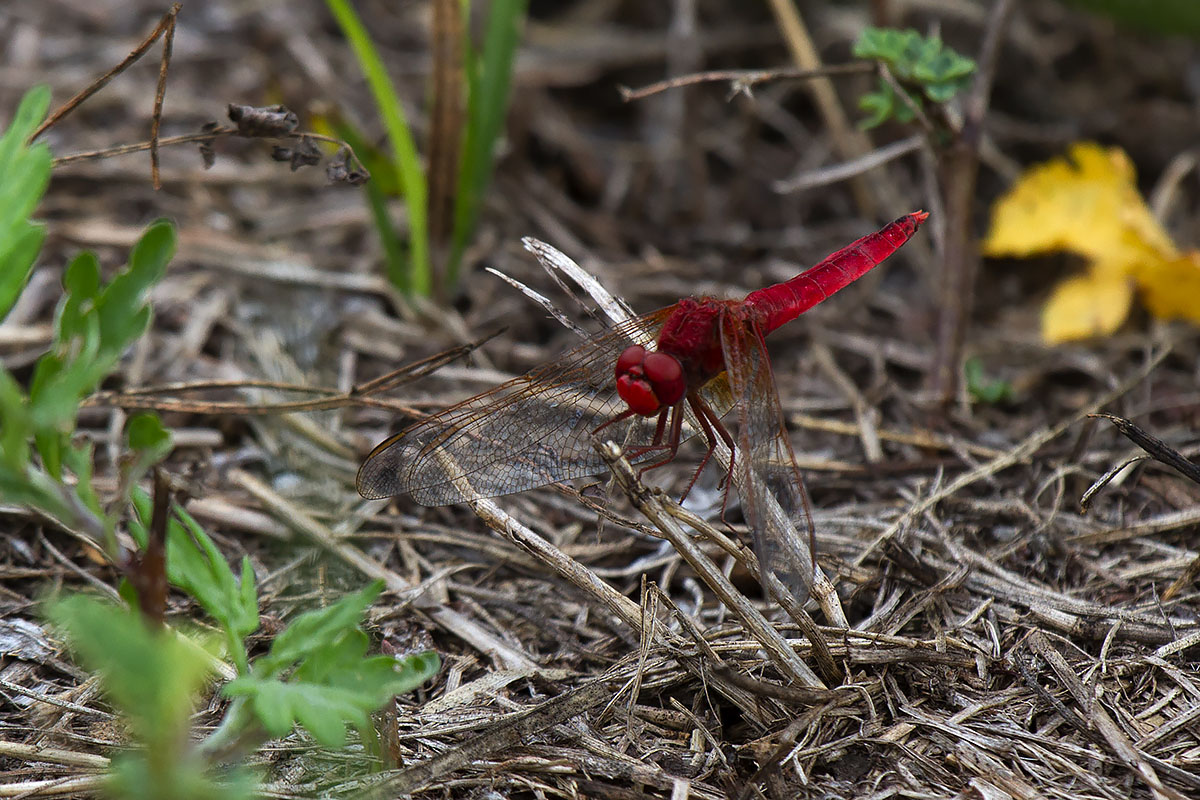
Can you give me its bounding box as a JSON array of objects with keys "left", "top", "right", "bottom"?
[{"left": 2, "top": 1, "right": 1199, "bottom": 798}]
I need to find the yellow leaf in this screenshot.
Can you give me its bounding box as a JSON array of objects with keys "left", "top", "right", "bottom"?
[
  {"left": 983, "top": 142, "right": 1176, "bottom": 266},
  {"left": 1138, "top": 250, "right": 1200, "bottom": 324},
  {"left": 1041, "top": 271, "right": 1133, "bottom": 343}
]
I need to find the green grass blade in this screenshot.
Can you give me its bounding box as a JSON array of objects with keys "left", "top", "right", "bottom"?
[
  {"left": 335, "top": 120, "right": 409, "bottom": 291},
  {"left": 450, "top": 0, "right": 527, "bottom": 288},
  {"left": 325, "top": 0, "right": 431, "bottom": 296}
]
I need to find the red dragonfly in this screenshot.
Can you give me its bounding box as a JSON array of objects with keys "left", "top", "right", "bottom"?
[{"left": 359, "top": 212, "right": 927, "bottom": 597}]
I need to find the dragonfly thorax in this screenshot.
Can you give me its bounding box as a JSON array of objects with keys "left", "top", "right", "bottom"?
[{"left": 615, "top": 344, "right": 686, "bottom": 416}]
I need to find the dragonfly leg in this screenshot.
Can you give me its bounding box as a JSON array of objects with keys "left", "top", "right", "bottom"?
[
  {"left": 594, "top": 406, "right": 676, "bottom": 466},
  {"left": 592, "top": 406, "right": 635, "bottom": 439},
  {"left": 648, "top": 406, "right": 671, "bottom": 448},
  {"left": 632, "top": 403, "right": 685, "bottom": 478},
  {"left": 678, "top": 396, "right": 736, "bottom": 504}
]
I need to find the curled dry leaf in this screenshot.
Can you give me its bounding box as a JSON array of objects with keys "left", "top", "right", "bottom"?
[
  {"left": 326, "top": 145, "right": 368, "bottom": 185},
  {"left": 226, "top": 103, "right": 299, "bottom": 137},
  {"left": 271, "top": 135, "right": 322, "bottom": 172}
]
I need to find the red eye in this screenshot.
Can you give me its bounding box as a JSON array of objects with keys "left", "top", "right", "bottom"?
[
  {"left": 643, "top": 352, "right": 685, "bottom": 405},
  {"left": 616, "top": 344, "right": 679, "bottom": 415},
  {"left": 615, "top": 345, "right": 647, "bottom": 380},
  {"left": 614, "top": 345, "right": 687, "bottom": 416}
]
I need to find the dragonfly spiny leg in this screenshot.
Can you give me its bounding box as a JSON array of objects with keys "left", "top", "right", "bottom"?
[
  {"left": 593, "top": 406, "right": 675, "bottom": 467},
  {"left": 592, "top": 406, "right": 635, "bottom": 439},
  {"left": 649, "top": 407, "right": 670, "bottom": 448},
  {"left": 632, "top": 403, "right": 685, "bottom": 478},
  {"left": 678, "top": 395, "right": 736, "bottom": 505}
]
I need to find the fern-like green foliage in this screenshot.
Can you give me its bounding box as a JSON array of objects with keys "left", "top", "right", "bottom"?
[
  {"left": 852, "top": 28, "right": 976, "bottom": 129},
  {"left": 0, "top": 90, "right": 178, "bottom": 536},
  {"left": 126, "top": 486, "right": 260, "bottom": 671},
  {"left": 223, "top": 581, "right": 441, "bottom": 747},
  {"left": 0, "top": 86, "right": 52, "bottom": 321},
  {"left": 0, "top": 217, "right": 176, "bottom": 554},
  {"left": 964, "top": 358, "right": 1015, "bottom": 405},
  {"left": 48, "top": 595, "right": 257, "bottom": 800},
  {"left": 2, "top": 83, "right": 440, "bottom": 796}
]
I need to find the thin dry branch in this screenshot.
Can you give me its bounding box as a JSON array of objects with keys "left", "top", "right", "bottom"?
[
  {"left": 927, "top": 0, "right": 1016, "bottom": 405},
  {"left": 30, "top": 5, "right": 180, "bottom": 145},
  {"left": 618, "top": 62, "right": 874, "bottom": 101}
]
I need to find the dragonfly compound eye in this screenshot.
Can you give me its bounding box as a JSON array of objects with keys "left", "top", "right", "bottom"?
[
  {"left": 615, "top": 345, "right": 648, "bottom": 380},
  {"left": 615, "top": 345, "right": 686, "bottom": 416},
  {"left": 615, "top": 344, "right": 686, "bottom": 416},
  {"left": 642, "top": 352, "right": 685, "bottom": 405}
]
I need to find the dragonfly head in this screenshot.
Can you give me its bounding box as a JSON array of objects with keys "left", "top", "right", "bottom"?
[{"left": 615, "top": 345, "right": 686, "bottom": 416}]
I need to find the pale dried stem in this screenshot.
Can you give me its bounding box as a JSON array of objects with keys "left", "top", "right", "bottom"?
[
  {"left": 857, "top": 344, "right": 1172, "bottom": 566},
  {"left": 230, "top": 469, "right": 541, "bottom": 673},
  {"left": 599, "top": 443, "right": 823, "bottom": 688}
]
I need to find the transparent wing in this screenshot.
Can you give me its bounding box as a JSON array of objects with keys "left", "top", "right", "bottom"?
[
  {"left": 718, "top": 310, "right": 816, "bottom": 601},
  {"left": 359, "top": 307, "right": 732, "bottom": 505}
]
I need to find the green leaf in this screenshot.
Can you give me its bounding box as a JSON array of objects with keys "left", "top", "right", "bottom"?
[
  {"left": 255, "top": 581, "right": 384, "bottom": 676},
  {"left": 315, "top": 642, "right": 440, "bottom": 704},
  {"left": 127, "top": 412, "right": 172, "bottom": 455},
  {"left": 0, "top": 225, "right": 46, "bottom": 323},
  {"left": 223, "top": 580, "right": 438, "bottom": 745},
  {"left": 57, "top": 251, "right": 102, "bottom": 344},
  {"left": 852, "top": 27, "right": 975, "bottom": 127},
  {"left": 33, "top": 430, "right": 63, "bottom": 481},
  {"left": 30, "top": 316, "right": 106, "bottom": 433},
  {"left": 237, "top": 557, "right": 259, "bottom": 637},
  {"left": 173, "top": 504, "right": 260, "bottom": 640},
  {"left": 30, "top": 222, "right": 175, "bottom": 443},
  {"left": 0, "top": 466, "right": 70, "bottom": 517},
  {"left": 61, "top": 250, "right": 102, "bottom": 294},
  {"left": 0, "top": 85, "right": 50, "bottom": 165},
  {"left": 0, "top": 142, "right": 52, "bottom": 234},
  {"left": 0, "top": 87, "right": 52, "bottom": 321},
  {"left": 857, "top": 82, "right": 915, "bottom": 129},
  {"left": 128, "top": 218, "right": 177, "bottom": 275},
  {"left": 224, "top": 647, "right": 439, "bottom": 746},
  {"left": 851, "top": 27, "right": 903, "bottom": 62},
  {"left": 225, "top": 675, "right": 367, "bottom": 745},
  {"left": 857, "top": 90, "right": 891, "bottom": 130},
  {"left": 50, "top": 592, "right": 251, "bottom": 800},
  {"left": 47, "top": 595, "right": 215, "bottom": 743},
  {"left": 126, "top": 411, "right": 170, "bottom": 451},
  {"left": 94, "top": 220, "right": 174, "bottom": 360},
  {"left": 61, "top": 439, "right": 102, "bottom": 518},
  {"left": 127, "top": 488, "right": 260, "bottom": 641},
  {"left": 120, "top": 414, "right": 174, "bottom": 495},
  {"left": 0, "top": 367, "right": 31, "bottom": 472},
  {"left": 923, "top": 81, "right": 960, "bottom": 104},
  {"left": 965, "top": 358, "right": 1015, "bottom": 405}
]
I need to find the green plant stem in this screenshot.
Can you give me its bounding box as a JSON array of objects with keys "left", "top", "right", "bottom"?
[
  {"left": 227, "top": 628, "right": 250, "bottom": 676},
  {"left": 450, "top": 0, "right": 527, "bottom": 287},
  {"left": 325, "top": 0, "right": 431, "bottom": 296},
  {"left": 198, "top": 697, "right": 267, "bottom": 764}
]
